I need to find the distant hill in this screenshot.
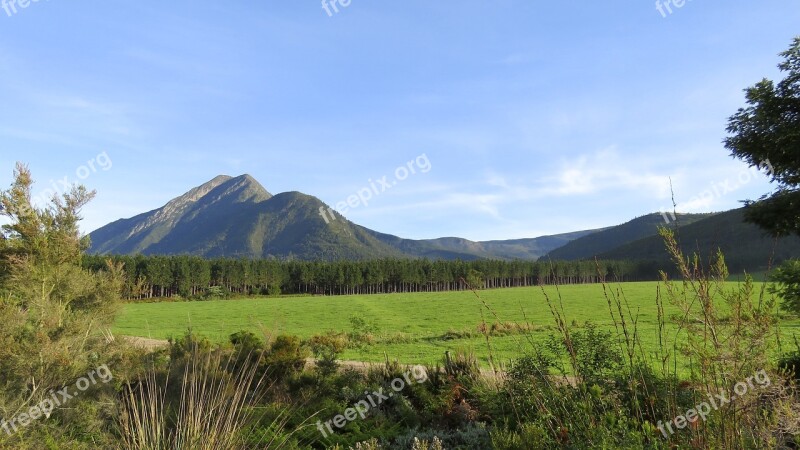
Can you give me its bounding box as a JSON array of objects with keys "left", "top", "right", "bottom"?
[
  {"left": 598, "top": 208, "right": 800, "bottom": 272},
  {"left": 365, "top": 230, "right": 601, "bottom": 261},
  {"left": 543, "top": 213, "right": 714, "bottom": 261},
  {"left": 89, "top": 174, "right": 600, "bottom": 260}
]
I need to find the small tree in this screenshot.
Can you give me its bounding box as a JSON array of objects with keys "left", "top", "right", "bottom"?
[{"left": 0, "top": 163, "right": 123, "bottom": 440}]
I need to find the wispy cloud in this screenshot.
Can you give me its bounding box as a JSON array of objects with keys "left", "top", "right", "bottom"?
[{"left": 539, "top": 148, "right": 673, "bottom": 198}]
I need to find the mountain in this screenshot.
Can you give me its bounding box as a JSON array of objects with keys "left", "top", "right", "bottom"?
[
  {"left": 89, "top": 174, "right": 405, "bottom": 260},
  {"left": 542, "top": 213, "right": 715, "bottom": 261},
  {"left": 597, "top": 208, "right": 800, "bottom": 272},
  {"left": 89, "top": 174, "right": 601, "bottom": 260}
]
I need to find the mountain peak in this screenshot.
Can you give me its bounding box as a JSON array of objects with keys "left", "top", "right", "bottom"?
[
  {"left": 235, "top": 173, "right": 257, "bottom": 182},
  {"left": 88, "top": 174, "right": 274, "bottom": 255},
  {"left": 208, "top": 174, "right": 234, "bottom": 184},
  {"left": 208, "top": 174, "right": 272, "bottom": 204}
]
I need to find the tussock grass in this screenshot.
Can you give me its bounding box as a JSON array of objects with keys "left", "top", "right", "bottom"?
[{"left": 117, "top": 345, "right": 294, "bottom": 450}]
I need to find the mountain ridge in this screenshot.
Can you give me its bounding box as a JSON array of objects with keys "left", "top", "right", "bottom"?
[
  {"left": 88, "top": 174, "right": 797, "bottom": 267},
  {"left": 88, "top": 174, "right": 603, "bottom": 260}
]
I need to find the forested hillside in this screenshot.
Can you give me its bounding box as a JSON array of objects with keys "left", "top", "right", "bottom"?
[
  {"left": 599, "top": 208, "right": 800, "bottom": 272},
  {"left": 543, "top": 212, "right": 714, "bottom": 260}
]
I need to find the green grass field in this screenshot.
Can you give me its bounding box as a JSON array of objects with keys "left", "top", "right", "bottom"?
[{"left": 114, "top": 281, "right": 800, "bottom": 368}]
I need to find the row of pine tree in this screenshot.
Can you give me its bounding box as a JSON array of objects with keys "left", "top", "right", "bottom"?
[{"left": 82, "top": 254, "right": 662, "bottom": 300}]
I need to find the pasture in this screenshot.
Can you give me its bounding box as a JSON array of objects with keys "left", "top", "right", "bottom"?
[{"left": 114, "top": 280, "right": 800, "bottom": 367}]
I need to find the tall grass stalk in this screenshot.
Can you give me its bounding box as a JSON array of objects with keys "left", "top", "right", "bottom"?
[{"left": 117, "top": 346, "right": 293, "bottom": 450}]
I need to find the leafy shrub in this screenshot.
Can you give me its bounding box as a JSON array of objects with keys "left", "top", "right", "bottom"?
[
  {"left": 264, "top": 335, "right": 309, "bottom": 381},
  {"left": 230, "top": 330, "right": 265, "bottom": 352},
  {"left": 545, "top": 322, "right": 623, "bottom": 386},
  {"left": 308, "top": 332, "right": 348, "bottom": 376},
  {"left": 348, "top": 316, "right": 380, "bottom": 347},
  {"left": 169, "top": 330, "right": 213, "bottom": 361},
  {"left": 203, "top": 285, "right": 229, "bottom": 300}
]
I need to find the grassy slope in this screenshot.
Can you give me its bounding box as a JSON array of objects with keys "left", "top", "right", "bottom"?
[{"left": 114, "top": 281, "right": 798, "bottom": 369}]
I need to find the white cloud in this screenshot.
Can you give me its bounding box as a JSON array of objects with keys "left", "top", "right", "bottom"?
[{"left": 538, "top": 148, "right": 673, "bottom": 198}]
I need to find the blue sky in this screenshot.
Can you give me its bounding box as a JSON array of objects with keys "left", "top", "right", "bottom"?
[{"left": 0, "top": 1, "right": 797, "bottom": 241}]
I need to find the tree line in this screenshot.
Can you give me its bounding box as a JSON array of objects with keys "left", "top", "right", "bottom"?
[{"left": 81, "top": 254, "right": 663, "bottom": 300}]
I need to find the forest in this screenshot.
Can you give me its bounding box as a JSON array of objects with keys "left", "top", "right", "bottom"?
[{"left": 81, "top": 254, "right": 662, "bottom": 300}]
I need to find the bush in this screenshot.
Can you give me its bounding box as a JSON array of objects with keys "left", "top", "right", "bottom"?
[
  {"left": 202, "top": 286, "right": 229, "bottom": 300},
  {"left": 348, "top": 316, "right": 380, "bottom": 347},
  {"left": 548, "top": 322, "right": 623, "bottom": 386},
  {"left": 264, "top": 335, "right": 309, "bottom": 381},
  {"left": 308, "top": 332, "right": 348, "bottom": 377}
]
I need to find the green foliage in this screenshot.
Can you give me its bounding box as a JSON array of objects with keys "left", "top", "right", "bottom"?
[
  {"left": 0, "top": 164, "right": 124, "bottom": 447},
  {"left": 348, "top": 315, "right": 380, "bottom": 347},
  {"left": 465, "top": 269, "right": 484, "bottom": 290},
  {"left": 267, "top": 284, "right": 282, "bottom": 297},
  {"left": 264, "top": 335, "right": 309, "bottom": 381},
  {"left": 443, "top": 349, "right": 480, "bottom": 380},
  {"left": 778, "top": 337, "right": 800, "bottom": 382},
  {"left": 308, "top": 332, "right": 347, "bottom": 376},
  {"left": 656, "top": 228, "right": 789, "bottom": 447},
  {"left": 545, "top": 322, "right": 623, "bottom": 385},
  {"left": 725, "top": 36, "right": 800, "bottom": 237},
  {"left": 230, "top": 330, "right": 265, "bottom": 351},
  {"left": 392, "top": 424, "right": 491, "bottom": 450},
  {"left": 770, "top": 259, "right": 800, "bottom": 313},
  {"left": 204, "top": 285, "right": 229, "bottom": 300},
  {"left": 490, "top": 423, "right": 548, "bottom": 450},
  {"left": 169, "top": 330, "right": 213, "bottom": 361}
]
